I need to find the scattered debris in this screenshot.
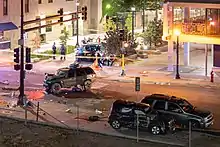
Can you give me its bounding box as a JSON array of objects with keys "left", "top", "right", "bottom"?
[
  {"left": 88, "top": 116, "right": 100, "bottom": 122},
  {"left": 1, "top": 80, "right": 9, "bottom": 85},
  {"left": 95, "top": 109, "right": 103, "bottom": 115},
  {"left": 65, "top": 109, "right": 72, "bottom": 113}
]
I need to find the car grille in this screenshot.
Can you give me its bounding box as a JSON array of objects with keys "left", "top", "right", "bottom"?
[{"left": 205, "top": 114, "right": 213, "bottom": 122}]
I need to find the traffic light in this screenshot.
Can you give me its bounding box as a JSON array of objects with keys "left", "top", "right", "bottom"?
[
  {"left": 82, "top": 6, "right": 87, "bottom": 21},
  {"left": 57, "top": 8, "right": 63, "bottom": 25},
  {"left": 25, "top": 47, "right": 32, "bottom": 70},
  {"left": 14, "top": 48, "right": 19, "bottom": 63},
  {"left": 119, "top": 29, "right": 125, "bottom": 41},
  {"left": 26, "top": 47, "right": 31, "bottom": 63},
  {"left": 25, "top": 63, "right": 33, "bottom": 70}
]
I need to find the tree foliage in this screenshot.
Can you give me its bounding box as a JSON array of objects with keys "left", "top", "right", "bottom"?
[
  {"left": 139, "top": 19, "right": 163, "bottom": 48},
  {"left": 102, "top": 0, "right": 163, "bottom": 17},
  {"left": 125, "top": 13, "right": 132, "bottom": 32},
  {"left": 32, "top": 32, "right": 41, "bottom": 49},
  {"left": 103, "top": 30, "right": 136, "bottom": 56},
  {"left": 59, "top": 27, "right": 69, "bottom": 46},
  {"left": 103, "top": 19, "right": 117, "bottom": 32}
]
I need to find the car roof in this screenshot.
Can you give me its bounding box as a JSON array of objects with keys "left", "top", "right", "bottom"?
[
  {"left": 59, "top": 66, "right": 93, "bottom": 71},
  {"left": 145, "top": 94, "right": 183, "bottom": 102},
  {"left": 113, "top": 99, "right": 150, "bottom": 108}
]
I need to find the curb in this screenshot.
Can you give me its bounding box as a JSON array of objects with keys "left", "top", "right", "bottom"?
[{"left": 0, "top": 115, "right": 185, "bottom": 147}]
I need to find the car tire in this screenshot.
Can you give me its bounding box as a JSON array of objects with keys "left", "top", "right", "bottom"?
[
  {"left": 190, "top": 120, "right": 200, "bottom": 129},
  {"left": 51, "top": 83, "right": 62, "bottom": 94},
  {"left": 111, "top": 120, "right": 121, "bottom": 129},
  {"left": 83, "top": 80, "right": 92, "bottom": 91},
  {"left": 150, "top": 125, "right": 161, "bottom": 135}
]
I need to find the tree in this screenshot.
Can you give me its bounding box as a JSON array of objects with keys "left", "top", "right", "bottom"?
[
  {"left": 125, "top": 13, "right": 132, "bottom": 32},
  {"left": 32, "top": 32, "right": 41, "bottom": 50},
  {"left": 140, "top": 19, "right": 163, "bottom": 48},
  {"left": 103, "top": 19, "right": 116, "bottom": 32},
  {"left": 59, "top": 26, "right": 69, "bottom": 46},
  {"left": 103, "top": 30, "right": 136, "bottom": 56}
]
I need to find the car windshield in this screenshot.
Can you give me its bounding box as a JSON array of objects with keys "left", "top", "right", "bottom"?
[
  {"left": 177, "top": 99, "right": 193, "bottom": 112},
  {"left": 56, "top": 70, "right": 66, "bottom": 76}
]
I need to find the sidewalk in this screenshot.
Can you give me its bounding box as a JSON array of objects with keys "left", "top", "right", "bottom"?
[{"left": 96, "top": 66, "right": 220, "bottom": 89}]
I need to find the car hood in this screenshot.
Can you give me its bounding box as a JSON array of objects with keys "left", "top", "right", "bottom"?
[
  {"left": 189, "top": 108, "right": 211, "bottom": 118},
  {"left": 45, "top": 73, "right": 62, "bottom": 81}
]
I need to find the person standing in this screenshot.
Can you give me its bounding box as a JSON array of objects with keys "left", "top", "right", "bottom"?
[
  {"left": 52, "top": 42, "right": 56, "bottom": 60},
  {"left": 60, "top": 44, "right": 66, "bottom": 60}
]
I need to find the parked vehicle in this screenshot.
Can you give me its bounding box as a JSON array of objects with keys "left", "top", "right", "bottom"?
[
  {"left": 108, "top": 100, "right": 176, "bottom": 135},
  {"left": 141, "top": 94, "right": 214, "bottom": 129},
  {"left": 43, "top": 65, "right": 96, "bottom": 94},
  {"left": 76, "top": 43, "right": 104, "bottom": 62}
]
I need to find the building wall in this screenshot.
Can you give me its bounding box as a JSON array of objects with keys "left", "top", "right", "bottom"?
[
  {"left": 37, "top": 0, "right": 77, "bottom": 43},
  {"left": 0, "top": 0, "right": 102, "bottom": 50},
  {"left": 0, "top": 0, "right": 38, "bottom": 49}
]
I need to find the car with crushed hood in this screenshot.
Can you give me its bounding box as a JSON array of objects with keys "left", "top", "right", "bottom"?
[{"left": 43, "top": 65, "right": 96, "bottom": 94}]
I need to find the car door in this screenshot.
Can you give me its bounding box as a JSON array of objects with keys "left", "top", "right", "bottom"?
[
  {"left": 62, "top": 69, "right": 76, "bottom": 88},
  {"left": 76, "top": 68, "right": 87, "bottom": 85},
  {"left": 133, "top": 109, "right": 150, "bottom": 129},
  {"left": 152, "top": 100, "right": 166, "bottom": 114},
  {"left": 119, "top": 107, "right": 134, "bottom": 127},
  {"left": 166, "top": 102, "right": 188, "bottom": 126}
]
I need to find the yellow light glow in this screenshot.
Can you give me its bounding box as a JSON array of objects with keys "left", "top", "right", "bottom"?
[
  {"left": 124, "top": 43, "right": 129, "bottom": 48},
  {"left": 210, "top": 21, "right": 215, "bottom": 26},
  {"left": 174, "top": 29, "right": 181, "bottom": 36}
]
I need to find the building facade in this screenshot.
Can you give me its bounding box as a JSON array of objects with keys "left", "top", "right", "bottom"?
[
  {"left": 0, "top": 0, "right": 102, "bottom": 50},
  {"left": 162, "top": 0, "right": 220, "bottom": 72}
]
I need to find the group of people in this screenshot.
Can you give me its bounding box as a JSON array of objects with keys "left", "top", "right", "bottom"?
[{"left": 52, "top": 42, "right": 66, "bottom": 60}]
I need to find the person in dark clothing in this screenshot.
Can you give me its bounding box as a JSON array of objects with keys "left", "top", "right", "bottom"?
[
  {"left": 52, "top": 42, "right": 56, "bottom": 59},
  {"left": 97, "top": 51, "right": 102, "bottom": 68},
  {"left": 60, "top": 44, "right": 66, "bottom": 60}
]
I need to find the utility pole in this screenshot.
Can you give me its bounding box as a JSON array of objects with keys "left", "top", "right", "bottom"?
[
  {"left": 18, "top": 0, "right": 25, "bottom": 105},
  {"left": 76, "top": 1, "right": 79, "bottom": 47}
]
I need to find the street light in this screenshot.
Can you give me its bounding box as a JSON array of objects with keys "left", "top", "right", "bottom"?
[
  {"left": 174, "top": 29, "right": 181, "bottom": 79},
  {"left": 131, "top": 7, "right": 135, "bottom": 44},
  {"left": 106, "top": 4, "right": 111, "bottom": 9},
  {"left": 76, "top": 1, "right": 80, "bottom": 47}
]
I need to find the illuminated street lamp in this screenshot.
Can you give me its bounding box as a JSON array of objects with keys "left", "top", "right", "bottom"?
[
  {"left": 174, "top": 29, "right": 181, "bottom": 79},
  {"left": 76, "top": 1, "right": 80, "bottom": 47},
  {"left": 131, "top": 7, "right": 135, "bottom": 43},
  {"left": 106, "top": 4, "right": 111, "bottom": 9},
  {"left": 124, "top": 42, "right": 129, "bottom": 48}
]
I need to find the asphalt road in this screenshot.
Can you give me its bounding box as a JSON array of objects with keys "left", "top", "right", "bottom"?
[
  {"left": 0, "top": 66, "right": 219, "bottom": 131},
  {"left": 89, "top": 80, "right": 220, "bottom": 130}
]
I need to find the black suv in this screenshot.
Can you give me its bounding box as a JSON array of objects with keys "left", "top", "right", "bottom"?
[
  {"left": 141, "top": 94, "right": 214, "bottom": 129},
  {"left": 108, "top": 100, "right": 176, "bottom": 135},
  {"left": 43, "top": 65, "right": 96, "bottom": 94}
]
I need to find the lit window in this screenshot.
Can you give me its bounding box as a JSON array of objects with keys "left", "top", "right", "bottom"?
[{"left": 38, "top": 0, "right": 42, "bottom": 4}]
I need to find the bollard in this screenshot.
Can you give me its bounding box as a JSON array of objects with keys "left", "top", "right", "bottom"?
[
  {"left": 120, "top": 54, "right": 126, "bottom": 76},
  {"left": 210, "top": 71, "right": 214, "bottom": 83},
  {"left": 36, "top": 102, "right": 39, "bottom": 122}
]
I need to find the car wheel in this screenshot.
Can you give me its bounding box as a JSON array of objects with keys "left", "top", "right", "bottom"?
[
  {"left": 150, "top": 125, "right": 161, "bottom": 135},
  {"left": 190, "top": 120, "right": 200, "bottom": 129},
  {"left": 111, "top": 120, "right": 121, "bottom": 129},
  {"left": 51, "top": 83, "right": 61, "bottom": 94},
  {"left": 84, "top": 80, "right": 92, "bottom": 91}
]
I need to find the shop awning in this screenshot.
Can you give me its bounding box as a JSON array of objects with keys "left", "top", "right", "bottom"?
[{"left": 0, "top": 22, "right": 18, "bottom": 31}]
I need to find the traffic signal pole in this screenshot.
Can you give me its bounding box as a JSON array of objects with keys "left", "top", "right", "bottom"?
[{"left": 18, "top": 0, "right": 25, "bottom": 105}]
